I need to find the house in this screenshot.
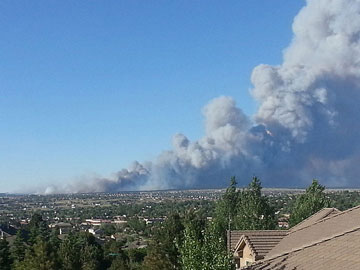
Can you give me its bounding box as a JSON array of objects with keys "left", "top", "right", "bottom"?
[
  {"left": 228, "top": 230, "right": 287, "bottom": 269},
  {"left": 49, "top": 222, "right": 73, "bottom": 235},
  {"left": 0, "top": 225, "right": 17, "bottom": 245},
  {"left": 88, "top": 228, "right": 104, "bottom": 238},
  {"left": 143, "top": 217, "right": 164, "bottom": 225},
  {"left": 229, "top": 206, "right": 360, "bottom": 269},
  {"left": 0, "top": 225, "right": 17, "bottom": 239}
]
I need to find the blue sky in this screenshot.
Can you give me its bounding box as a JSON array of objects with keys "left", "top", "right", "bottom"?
[{"left": 0, "top": 0, "right": 304, "bottom": 192}]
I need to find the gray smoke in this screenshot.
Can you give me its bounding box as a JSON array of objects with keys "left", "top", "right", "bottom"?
[{"left": 45, "top": 0, "right": 360, "bottom": 193}]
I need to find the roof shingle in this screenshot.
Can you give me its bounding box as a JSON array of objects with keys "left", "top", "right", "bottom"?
[
  {"left": 245, "top": 228, "right": 360, "bottom": 270},
  {"left": 289, "top": 208, "right": 340, "bottom": 233},
  {"left": 229, "top": 230, "right": 287, "bottom": 258},
  {"left": 266, "top": 205, "right": 360, "bottom": 258}
]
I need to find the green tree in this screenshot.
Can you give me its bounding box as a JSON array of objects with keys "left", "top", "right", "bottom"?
[
  {"left": 142, "top": 245, "right": 173, "bottom": 270},
  {"left": 48, "top": 229, "right": 61, "bottom": 255},
  {"left": 14, "top": 238, "right": 56, "bottom": 270},
  {"left": 202, "top": 223, "right": 234, "bottom": 270},
  {"left": 101, "top": 224, "right": 116, "bottom": 237},
  {"left": 179, "top": 225, "right": 202, "bottom": 270},
  {"left": 59, "top": 232, "right": 104, "bottom": 270},
  {"left": 289, "top": 179, "right": 330, "bottom": 227},
  {"left": 108, "top": 256, "right": 130, "bottom": 270},
  {"left": 28, "top": 213, "right": 50, "bottom": 245},
  {"left": 11, "top": 230, "right": 26, "bottom": 263},
  {"left": 156, "top": 213, "right": 184, "bottom": 268},
  {"left": 0, "top": 237, "right": 12, "bottom": 270},
  {"left": 235, "top": 176, "right": 276, "bottom": 230},
  {"left": 214, "top": 176, "right": 240, "bottom": 234},
  {"left": 80, "top": 244, "right": 101, "bottom": 270},
  {"left": 59, "top": 233, "right": 80, "bottom": 270},
  {"left": 180, "top": 222, "right": 234, "bottom": 270},
  {"left": 103, "top": 240, "right": 129, "bottom": 270},
  {"left": 127, "top": 248, "right": 147, "bottom": 269},
  {"left": 142, "top": 213, "right": 185, "bottom": 270}
]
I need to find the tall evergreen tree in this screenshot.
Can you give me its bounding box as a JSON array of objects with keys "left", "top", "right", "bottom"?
[
  {"left": 11, "top": 230, "right": 26, "bottom": 263},
  {"left": 80, "top": 244, "right": 101, "bottom": 270},
  {"left": 214, "top": 176, "right": 240, "bottom": 234},
  {"left": 289, "top": 179, "right": 330, "bottom": 227},
  {"left": 14, "top": 238, "right": 56, "bottom": 270},
  {"left": 59, "top": 232, "right": 104, "bottom": 270},
  {"left": 59, "top": 233, "right": 80, "bottom": 270},
  {"left": 158, "top": 213, "right": 184, "bottom": 268},
  {"left": 28, "top": 213, "right": 50, "bottom": 246},
  {"left": 0, "top": 237, "right": 12, "bottom": 270},
  {"left": 235, "top": 176, "right": 276, "bottom": 230},
  {"left": 143, "top": 213, "right": 185, "bottom": 270}
]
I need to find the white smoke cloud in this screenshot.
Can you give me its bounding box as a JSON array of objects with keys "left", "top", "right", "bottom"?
[{"left": 45, "top": 0, "right": 360, "bottom": 193}]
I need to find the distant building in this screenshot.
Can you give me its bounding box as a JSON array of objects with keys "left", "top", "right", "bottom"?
[
  {"left": 84, "top": 219, "right": 112, "bottom": 226},
  {"left": 0, "top": 225, "right": 17, "bottom": 241},
  {"left": 143, "top": 217, "right": 164, "bottom": 225},
  {"left": 88, "top": 228, "right": 104, "bottom": 237},
  {"left": 49, "top": 222, "right": 73, "bottom": 235}
]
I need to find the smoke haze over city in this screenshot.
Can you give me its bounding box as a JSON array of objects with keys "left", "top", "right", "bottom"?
[{"left": 40, "top": 0, "right": 360, "bottom": 193}]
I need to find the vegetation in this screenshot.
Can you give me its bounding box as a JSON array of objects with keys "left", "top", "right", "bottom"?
[
  {"left": 0, "top": 237, "right": 12, "bottom": 270},
  {"left": 289, "top": 180, "right": 330, "bottom": 227},
  {"left": 1, "top": 177, "right": 360, "bottom": 269},
  {"left": 214, "top": 176, "right": 276, "bottom": 235},
  {"left": 180, "top": 222, "right": 234, "bottom": 270}
]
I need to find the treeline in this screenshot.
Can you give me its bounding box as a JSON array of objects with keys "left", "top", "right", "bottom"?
[
  {"left": 0, "top": 177, "right": 334, "bottom": 270},
  {"left": 0, "top": 213, "right": 147, "bottom": 270}
]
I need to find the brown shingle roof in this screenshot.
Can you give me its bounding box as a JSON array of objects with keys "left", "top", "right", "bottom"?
[
  {"left": 266, "top": 205, "right": 360, "bottom": 259},
  {"left": 289, "top": 208, "right": 340, "bottom": 233},
  {"left": 245, "top": 227, "right": 360, "bottom": 270},
  {"left": 229, "top": 230, "right": 287, "bottom": 259}
]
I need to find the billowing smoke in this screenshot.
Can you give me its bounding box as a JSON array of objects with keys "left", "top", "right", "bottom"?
[{"left": 46, "top": 0, "right": 360, "bottom": 193}]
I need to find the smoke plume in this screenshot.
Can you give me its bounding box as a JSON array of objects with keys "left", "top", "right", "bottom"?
[{"left": 46, "top": 0, "right": 360, "bottom": 193}]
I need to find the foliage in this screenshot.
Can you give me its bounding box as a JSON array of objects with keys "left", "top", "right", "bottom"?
[
  {"left": 103, "top": 240, "right": 130, "bottom": 270},
  {"left": 108, "top": 256, "right": 130, "bottom": 270},
  {"left": 59, "top": 232, "right": 104, "bottom": 270},
  {"left": 14, "top": 238, "right": 56, "bottom": 270},
  {"left": 142, "top": 245, "right": 173, "bottom": 270},
  {"left": 215, "top": 176, "right": 276, "bottom": 234},
  {"left": 143, "top": 213, "right": 184, "bottom": 270},
  {"left": 28, "top": 213, "right": 50, "bottom": 245},
  {"left": 289, "top": 179, "right": 330, "bottom": 227},
  {"left": 127, "top": 248, "right": 147, "bottom": 265},
  {"left": 127, "top": 218, "right": 146, "bottom": 233},
  {"left": 214, "top": 176, "right": 239, "bottom": 234},
  {"left": 0, "top": 237, "right": 12, "bottom": 270},
  {"left": 235, "top": 177, "right": 276, "bottom": 230},
  {"left": 6, "top": 178, "right": 357, "bottom": 270},
  {"left": 180, "top": 221, "right": 234, "bottom": 270},
  {"left": 11, "top": 230, "right": 26, "bottom": 263},
  {"left": 100, "top": 224, "right": 116, "bottom": 237},
  {"left": 179, "top": 225, "right": 203, "bottom": 270}
]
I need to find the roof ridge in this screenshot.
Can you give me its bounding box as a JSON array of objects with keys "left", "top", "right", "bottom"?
[
  {"left": 289, "top": 207, "right": 339, "bottom": 234},
  {"left": 287, "top": 206, "right": 360, "bottom": 235},
  {"left": 299, "top": 204, "right": 360, "bottom": 231},
  {"left": 234, "top": 235, "right": 258, "bottom": 257},
  {"left": 232, "top": 230, "right": 287, "bottom": 232},
  {"left": 245, "top": 236, "right": 258, "bottom": 256},
  {"left": 253, "top": 225, "right": 360, "bottom": 267}
]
